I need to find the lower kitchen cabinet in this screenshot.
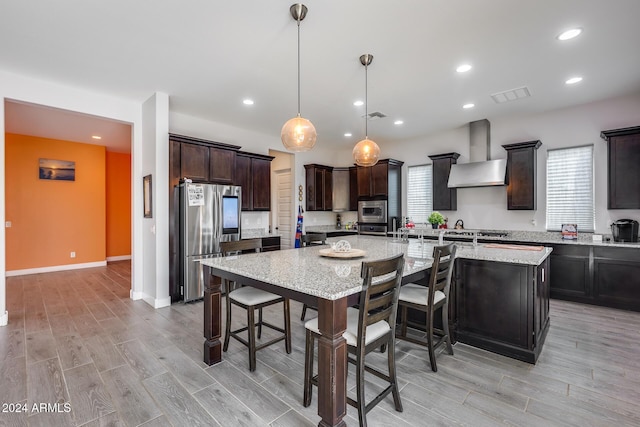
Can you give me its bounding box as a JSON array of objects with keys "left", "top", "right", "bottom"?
[
  {"left": 548, "top": 244, "right": 591, "bottom": 299},
  {"left": 455, "top": 257, "right": 549, "bottom": 363},
  {"left": 261, "top": 236, "right": 281, "bottom": 252},
  {"left": 593, "top": 247, "right": 640, "bottom": 311}
]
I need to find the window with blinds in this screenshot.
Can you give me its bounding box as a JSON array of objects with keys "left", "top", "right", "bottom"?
[
  {"left": 546, "top": 145, "right": 595, "bottom": 232},
  {"left": 407, "top": 164, "right": 432, "bottom": 224}
]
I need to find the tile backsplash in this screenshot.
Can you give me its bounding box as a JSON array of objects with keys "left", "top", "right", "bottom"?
[{"left": 241, "top": 211, "right": 269, "bottom": 232}]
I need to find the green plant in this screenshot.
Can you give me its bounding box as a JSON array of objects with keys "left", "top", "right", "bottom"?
[{"left": 428, "top": 211, "right": 445, "bottom": 225}]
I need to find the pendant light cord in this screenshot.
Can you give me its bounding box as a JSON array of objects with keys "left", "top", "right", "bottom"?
[
  {"left": 364, "top": 62, "right": 368, "bottom": 138},
  {"left": 297, "top": 17, "right": 301, "bottom": 117}
]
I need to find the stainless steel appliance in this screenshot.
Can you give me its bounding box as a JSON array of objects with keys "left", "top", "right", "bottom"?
[
  {"left": 358, "top": 224, "right": 388, "bottom": 236},
  {"left": 358, "top": 200, "right": 387, "bottom": 224},
  {"left": 611, "top": 219, "right": 639, "bottom": 242},
  {"left": 178, "top": 182, "right": 242, "bottom": 302}
]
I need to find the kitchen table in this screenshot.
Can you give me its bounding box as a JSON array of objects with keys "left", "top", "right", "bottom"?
[{"left": 200, "top": 236, "right": 434, "bottom": 427}]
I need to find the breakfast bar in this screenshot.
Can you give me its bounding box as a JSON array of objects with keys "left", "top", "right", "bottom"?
[{"left": 200, "top": 235, "right": 552, "bottom": 426}]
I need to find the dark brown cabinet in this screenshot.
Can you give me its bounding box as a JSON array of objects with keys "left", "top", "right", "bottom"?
[
  {"left": 180, "top": 142, "right": 210, "bottom": 181},
  {"left": 502, "top": 140, "right": 541, "bottom": 210},
  {"left": 235, "top": 152, "right": 274, "bottom": 211},
  {"left": 548, "top": 244, "right": 591, "bottom": 299},
  {"left": 356, "top": 160, "right": 402, "bottom": 198},
  {"left": 171, "top": 135, "right": 240, "bottom": 184},
  {"left": 304, "top": 164, "right": 333, "bottom": 211},
  {"left": 593, "top": 247, "right": 640, "bottom": 311},
  {"left": 349, "top": 167, "right": 358, "bottom": 211},
  {"left": 429, "top": 153, "right": 459, "bottom": 211},
  {"left": 601, "top": 126, "right": 640, "bottom": 209},
  {"left": 544, "top": 243, "right": 640, "bottom": 312},
  {"left": 209, "top": 147, "right": 236, "bottom": 184},
  {"left": 455, "top": 257, "right": 549, "bottom": 363}
]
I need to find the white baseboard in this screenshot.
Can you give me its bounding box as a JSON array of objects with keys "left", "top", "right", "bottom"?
[
  {"left": 0, "top": 311, "right": 8, "bottom": 327},
  {"left": 5, "top": 261, "right": 108, "bottom": 277},
  {"left": 106, "top": 255, "right": 132, "bottom": 262},
  {"left": 142, "top": 294, "right": 171, "bottom": 309},
  {"left": 130, "top": 289, "right": 144, "bottom": 300}
]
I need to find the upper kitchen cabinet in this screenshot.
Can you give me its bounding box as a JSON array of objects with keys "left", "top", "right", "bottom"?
[
  {"left": 305, "top": 164, "right": 333, "bottom": 211},
  {"left": 332, "top": 168, "right": 351, "bottom": 212},
  {"left": 209, "top": 147, "right": 236, "bottom": 184},
  {"left": 601, "top": 126, "right": 640, "bottom": 209},
  {"left": 236, "top": 151, "right": 274, "bottom": 211},
  {"left": 429, "top": 153, "right": 459, "bottom": 211},
  {"left": 349, "top": 167, "right": 358, "bottom": 211},
  {"left": 169, "top": 134, "right": 240, "bottom": 184},
  {"left": 356, "top": 159, "right": 403, "bottom": 199},
  {"left": 502, "top": 140, "right": 541, "bottom": 210}
]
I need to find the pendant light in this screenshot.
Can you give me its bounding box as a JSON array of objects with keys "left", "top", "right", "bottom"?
[
  {"left": 353, "top": 54, "right": 380, "bottom": 167},
  {"left": 281, "top": 4, "right": 317, "bottom": 152}
]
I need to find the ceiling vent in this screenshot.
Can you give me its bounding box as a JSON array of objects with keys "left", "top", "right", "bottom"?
[
  {"left": 491, "top": 86, "right": 531, "bottom": 104},
  {"left": 362, "top": 111, "right": 387, "bottom": 120}
]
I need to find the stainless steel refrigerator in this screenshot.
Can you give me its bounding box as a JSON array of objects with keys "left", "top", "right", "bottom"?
[{"left": 178, "top": 182, "right": 241, "bottom": 302}]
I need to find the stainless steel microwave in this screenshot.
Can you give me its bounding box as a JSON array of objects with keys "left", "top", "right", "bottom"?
[{"left": 358, "top": 200, "right": 387, "bottom": 224}]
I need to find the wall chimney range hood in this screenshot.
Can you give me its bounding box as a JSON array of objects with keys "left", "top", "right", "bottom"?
[{"left": 447, "top": 119, "right": 507, "bottom": 188}]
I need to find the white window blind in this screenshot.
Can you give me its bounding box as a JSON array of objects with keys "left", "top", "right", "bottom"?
[
  {"left": 546, "top": 145, "right": 595, "bottom": 232},
  {"left": 407, "top": 164, "right": 432, "bottom": 224}
]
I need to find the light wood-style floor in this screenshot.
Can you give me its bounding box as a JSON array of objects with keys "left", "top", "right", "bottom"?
[{"left": 1, "top": 261, "right": 640, "bottom": 426}]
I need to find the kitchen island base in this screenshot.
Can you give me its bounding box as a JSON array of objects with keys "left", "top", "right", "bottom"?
[{"left": 455, "top": 257, "right": 550, "bottom": 364}]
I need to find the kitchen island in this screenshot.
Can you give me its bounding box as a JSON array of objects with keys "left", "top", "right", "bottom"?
[{"left": 200, "top": 236, "right": 551, "bottom": 427}]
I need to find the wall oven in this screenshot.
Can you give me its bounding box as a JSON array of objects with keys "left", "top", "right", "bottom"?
[{"left": 358, "top": 200, "right": 387, "bottom": 224}]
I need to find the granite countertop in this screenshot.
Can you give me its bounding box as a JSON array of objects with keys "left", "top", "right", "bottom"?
[
  {"left": 305, "top": 225, "right": 359, "bottom": 234},
  {"left": 200, "top": 235, "right": 550, "bottom": 300},
  {"left": 396, "top": 227, "right": 640, "bottom": 249},
  {"left": 241, "top": 229, "right": 282, "bottom": 239}
]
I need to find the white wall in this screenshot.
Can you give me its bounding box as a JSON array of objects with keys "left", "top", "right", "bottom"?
[
  {"left": 383, "top": 92, "right": 640, "bottom": 234},
  {"left": 140, "top": 93, "right": 170, "bottom": 308},
  {"left": 0, "top": 69, "right": 143, "bottom": 325}
]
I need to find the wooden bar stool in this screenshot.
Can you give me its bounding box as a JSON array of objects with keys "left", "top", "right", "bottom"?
[
  {"left": 299, "top": 232, "right": 327, "bottom": 321},
  {"left": 303, "top": 254, "right": 405, "bottom": 427},
  {"left": 221, "top": 239, "right": 291, "bottom": 372},
  {"left": 396, "top": 243, "right": 456, "bottom": 372}
]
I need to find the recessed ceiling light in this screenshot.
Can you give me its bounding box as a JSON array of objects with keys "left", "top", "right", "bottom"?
[
  {"left": 565, "top": 77, "right": 583, "bottom": 85},
  {"left": 456, "top": 64, "right": 472, "bottom": 73},
  {"left": 394, "top": 120, "right": 403, "bottom": 125},
  {"left": 344, "top": 133, "right": 352, "bottom": 137},
  {"left": 92, "top": 135, "right": 102, "bottom": 140},
  {"left": 353, "top": 100, "right": 364, "bottom": 106},
  {"left": 557, "top": 28, "right": 582, "bottom": 41},
  {"left": 243, "top": 99, "right": 254, "bottom": 105},
  {"left": 463, "top": 103, "right": 475, "bottom": 109}
]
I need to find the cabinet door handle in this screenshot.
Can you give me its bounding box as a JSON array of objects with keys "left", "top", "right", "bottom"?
[{"left": 541, "top": 268, "right": 545, "bottom": 283}]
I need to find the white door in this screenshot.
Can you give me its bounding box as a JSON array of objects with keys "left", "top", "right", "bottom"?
[{"left": 275, "top": 170, "right": 293, "bottom": 249}]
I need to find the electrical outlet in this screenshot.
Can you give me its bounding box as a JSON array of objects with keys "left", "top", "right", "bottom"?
[
  {"left": 531, "top": 219, "right": 537, "bottom": 227},
  {"left": 70, "top": 251, "right": 76, "bottom": 258},
  {"left": 5, "top": 221, "right": 11, "bottom": 228}
]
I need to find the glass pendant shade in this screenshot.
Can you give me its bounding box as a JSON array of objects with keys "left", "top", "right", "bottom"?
[
  {"left": 353, "top": 138, "right": 380, "bottom": 167},
  {"left": 281, "top": 115, "right": 317, "bottom": 152}
]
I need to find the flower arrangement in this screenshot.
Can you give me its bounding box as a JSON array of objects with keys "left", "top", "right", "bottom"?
[{"left": 428, "top": 211, "right": 445, "bottom": 227}]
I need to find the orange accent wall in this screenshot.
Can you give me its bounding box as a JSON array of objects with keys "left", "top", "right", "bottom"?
[
  {"left": 106, "top": 152, "right": 131, "bottom": 258},
  {"left": 5, "top": 134, "right": 106, "bottom": 270}
]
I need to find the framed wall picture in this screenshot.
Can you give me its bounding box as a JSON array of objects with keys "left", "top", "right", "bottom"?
[
  {"left": 143, "top": 175, "right": 153, "bottom": 218},
  {"left": 39, "top": 158, "right": 75, "bottom": 181}
]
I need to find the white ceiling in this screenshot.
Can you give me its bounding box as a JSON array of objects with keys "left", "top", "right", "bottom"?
[{"left": 2, "top": 0, "right": 640, "bottom": 153}]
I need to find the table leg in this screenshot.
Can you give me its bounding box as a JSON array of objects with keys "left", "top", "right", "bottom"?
[
  {"left": 203, "top": 266, "right": 222, "bottom": 365},
  {"left": 316, "top": 297, "right": 348, "bottom": 427}
]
